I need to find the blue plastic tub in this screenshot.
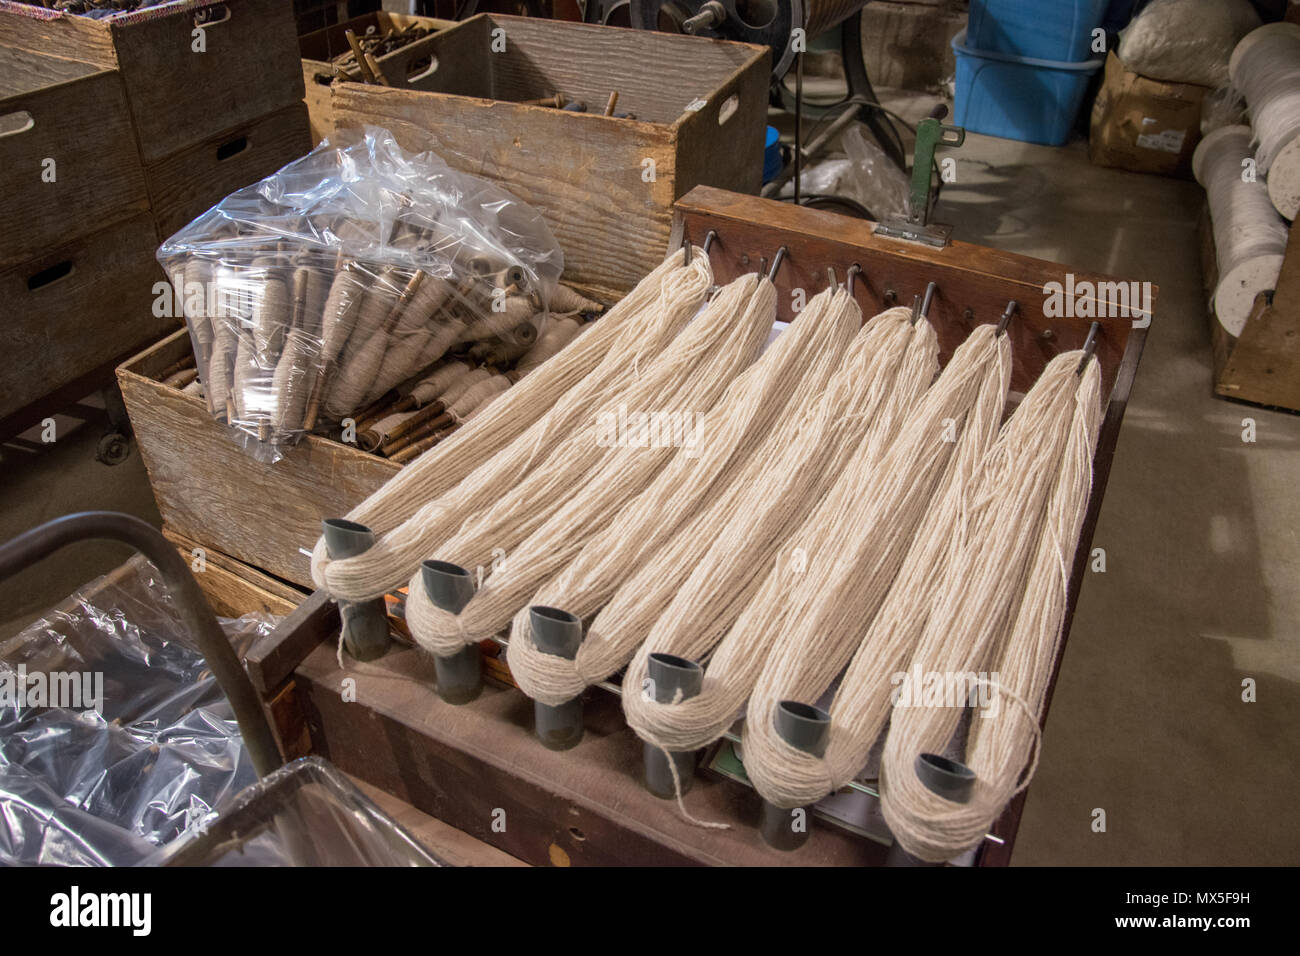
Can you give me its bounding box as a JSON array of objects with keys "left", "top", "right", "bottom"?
[
  {"left": 952, "top": 30, "right": 1103, "bottom": 147},
  {"left": 762, "top": 126, "right": 781, "bottom": 183},
  {"left": 967, "top": 0, "right": 1109, "bottom": 62}
]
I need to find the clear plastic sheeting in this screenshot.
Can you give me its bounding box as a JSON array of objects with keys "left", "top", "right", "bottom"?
[
  {"left": 0, "top": 556, "right": 274, "bottom": 866},
  {"left": 779, "top": 124, "right": 910, "bottom": 220},
  {"left": 155, "top": 757, "right": 445, "bottom": 867},
  {"left": 158, "top": 125, "right": 565, "bottom": 462}
]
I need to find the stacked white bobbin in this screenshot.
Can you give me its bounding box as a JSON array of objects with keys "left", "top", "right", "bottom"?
[
  {"left": 1230, "top": 22, "right": 1300, "bottom": 219},
  {"left": 1193, "top": 125, "right": 1289, "bottom": 335}
]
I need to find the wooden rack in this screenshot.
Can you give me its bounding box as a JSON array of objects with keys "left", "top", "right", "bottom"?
[{"left": 241, "top": 186, "right": 1153, "bottom": 866}]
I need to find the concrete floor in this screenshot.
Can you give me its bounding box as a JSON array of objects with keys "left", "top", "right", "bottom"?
[
  {"left": 2, "top": 120, "right": 1295, "bottom": 865},
  {"left": 939, "top": 133, "right": 1300, "bottom": 866}
]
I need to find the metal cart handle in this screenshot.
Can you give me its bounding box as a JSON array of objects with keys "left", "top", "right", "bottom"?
[{"left": 0, "top": 511, "right": 281, "bottom": 777}]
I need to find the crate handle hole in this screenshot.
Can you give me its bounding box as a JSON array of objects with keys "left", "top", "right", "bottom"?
[
  {"left": 196, "top": 4, "right": 231, "bottom": 28},
  {"left": 407, "top": 55, "right": 438, "bottom": 83},
  {"left": 27, "top": 260, "right": 73, "bottom": 291},
  {"left": 0, "top": 111, "right": 34, "bottom": 138},
  {"left": 216, "top": 136, "right": 249, "bottom": 162},
  {"left": 717, "top": 93, "right": 739, "bottom": 126},
  {"left": 312, "top": 72, "right": 334, "bottom": 87}
]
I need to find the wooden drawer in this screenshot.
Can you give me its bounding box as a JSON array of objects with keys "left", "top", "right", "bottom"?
[
  {"left": 0, "top": 0, "right": 305, "bottom": 164},
  {"left": 145, "top": 102, "right": 312, "bottom": 240},
  {"left": 117, "top": 329, "right": 400, "bottom": 590},
  {"left": 2, "top": 211, "right": 171, "bottom": 423},
  {"left": 331, "top": 13, "right": 770, "bottom": 302},
  {"left": 0, "top": 46, "right": 147, "bottom": 269}
]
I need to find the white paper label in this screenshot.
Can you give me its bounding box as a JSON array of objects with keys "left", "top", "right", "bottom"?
[{"left": 1135, "top": 125, "right": 1186, "bottom": 154}]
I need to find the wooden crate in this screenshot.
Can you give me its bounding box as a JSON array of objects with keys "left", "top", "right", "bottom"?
[
  {"left": 1202, "top": 202, "right": 1300, "bottom": 413},
  {"left": 117, "top": 329, "right": 400, "bottom": 590},
  {"left": 299, "top": 11, "right": 454, "bottom": 145},
  {"left": 0, "top": 0, "right": 304, "bottom": 165},
  {"left": 0, "top": 45, "right": 147, "bottom": 269},
  {"left": 237, "top": 186, "right": 1154, "bottom": 866},
  {"left": 330, "top": 13, "right": 770, "bottom": 302},
  {"left": 144, "top": 102, "right": 312, "bottom": 240},
  {"left": 1, "top": 211, "right": 171, "bottom": 428}
]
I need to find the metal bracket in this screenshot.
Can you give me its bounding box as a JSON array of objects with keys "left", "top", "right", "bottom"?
[{"left": 875, "top": 110, "right": 965, "bottom": 248}]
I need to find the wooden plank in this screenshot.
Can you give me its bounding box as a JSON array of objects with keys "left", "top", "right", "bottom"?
[
  {"left": 1216, "top": 211, "right": 1300, "bottom": 412},
  {"left": 110, "top": 0, "right": 304, "bottom": 164},
  {"left": 294, "top": 641, "right": 888, "bottom": 867},
  {"left": 455, "top": 14, "right": 768, "bottom": 125},
  {"left": 349, "top": 775, "right": 529, "bottom": 867},
  {"left": 0, "top": 54, "right": 148, "bottom": 268},
  {"left": 144, "top": 103, "right": 312, "bottom": 239},
  {"left": 674, "top": 185, "right": 1152, "bottom": 401},
  {"left": 0, "top": 4, "right": 118, "bottom": 69},
  {"left": 117, "top": 330, "right": 400, "bottom": 588},
  {"left": 330, "top": 14, "right": 768, "bottom": 300},
  {"left": 332, "top": 82, "right": 678, "bottom": 302},
  {"left": 164, "top": 529, "right": 305, "bottom": 618},
  {"left": 2, "top": 211, "right": 172, "bottom": 422},
  {"left": 0, "top": 1, "right": 304, "bottom": 165},
  {"left": 244, "top": 588, "right": 338, "bottom": 696},
  {"left": 672, "top": 48, "right": 771, "bottom": 202}
]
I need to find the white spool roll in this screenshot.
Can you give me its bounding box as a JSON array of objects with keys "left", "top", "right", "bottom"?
[
  {"left": 1193, "top": 124, "right": 1288, "bottom": 336},
  {"left": 1230, "top": 22, "right": 1300, "bottom": 219}
]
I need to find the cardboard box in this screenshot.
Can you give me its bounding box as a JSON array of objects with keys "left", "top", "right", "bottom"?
[{"left": 1090, "top": 52, "right": 1208, "bottom": 178}]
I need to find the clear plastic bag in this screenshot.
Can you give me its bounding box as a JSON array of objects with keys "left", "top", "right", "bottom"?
[
  {"left": 778, "top": 124, "right": 910, "bottom": 220},
  {"left": 0, "top": 555, "right": 275, "bottom": 866},
  {"left": 158, "top": 125, "right": 564, "bottom": 462}
]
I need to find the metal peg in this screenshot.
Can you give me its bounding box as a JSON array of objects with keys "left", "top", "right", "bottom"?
[
  {"left": 845, "top": 264, "right": 862, "bottom": 296},
  {"left": 996, "top": 300, "right": 1017, "bottom": 336},
  {"left": 767, "top": 246, "right": 788, "bottom": 282},
  {"left": 920, "top": 281, "right": 937, "bottom": 319},
  {"left": 1077, "top": 321, "right": 1101, "bottom": 374}
]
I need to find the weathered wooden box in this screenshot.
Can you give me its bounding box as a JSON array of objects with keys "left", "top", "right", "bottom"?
[
  {"left": 118, "top": 330, "right": 399, "bottom": 590},
  {"left": 145, "top": 102, "right": 312, "bottom": 240},
  {"left": 0, "top": 46, "right": 148, "bottom": 268},
  {"left": 330, "top": 13, "right": 770, "bottom": 301},
  {"left": 3, "top": 211, "right": 171, "bottom": 430},
  {"left": 299, "top": 11, "right": 453, "bottom": 145},
  {"left": 0, "top": 0, "right": 304, "bottom": 164}
]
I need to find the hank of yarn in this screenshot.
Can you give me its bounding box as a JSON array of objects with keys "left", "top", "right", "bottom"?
[
  {"left": 507, "top": 287, "right": 860, "bottom": 706},
  {"left": 313, "top": 247, "right": 713, "bottom": 601},
  {"left": 879, "top": 353, "right": 1101, "bottom": 862},
  {"left": 622, "top": 307, "right": 936, "bottom": 753},
  {"left": 739, "top": 326, "right": 1012, "bottom": 810},
  {"left": 405, "top": 272, "right": 775, "bottom": 658}
]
